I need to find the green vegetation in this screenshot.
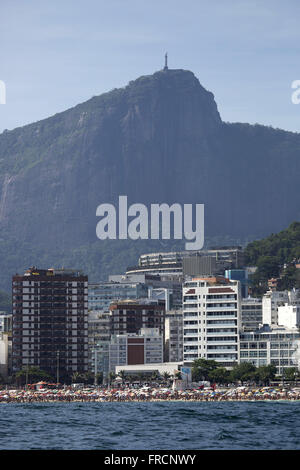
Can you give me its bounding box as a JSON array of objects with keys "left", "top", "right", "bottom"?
[
  {"left": 192, "top": 359, "right": 277, "bottom": 386},
  {"left": 71, "top": 371, "right": 99, "bottom": 385},
  {"left": 191, "top": 359, "right": 220, "bottom": 382},
  {"left": 11, "top": 368, "right": 100, "bottom": 386},
  {"left": 0, "top": 289, "right": 10, "bottom": 312},
  {"left": 282, "top": 367, "right": 299, "bottom": 382},
  {"left": 15, "top": 367, "right": 54, "bottom": 386},
  {"left": 245, "top": 221, "right": 300, "bottom": 295}
]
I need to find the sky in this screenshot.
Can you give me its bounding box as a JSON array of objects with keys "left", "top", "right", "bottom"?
[{"left": 1, "top": 0, "right": 300, "bottom": 133}]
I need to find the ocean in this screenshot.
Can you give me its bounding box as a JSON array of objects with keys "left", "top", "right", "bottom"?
[{"left": 0, "top": 401, "right": 299, "bottom": 450}]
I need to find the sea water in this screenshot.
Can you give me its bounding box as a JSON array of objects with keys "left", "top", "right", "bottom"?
[{"left": 0, "top": 401, "right": 299, "bottom": 450}]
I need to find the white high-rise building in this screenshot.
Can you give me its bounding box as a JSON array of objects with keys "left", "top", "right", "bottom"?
[
  {"left": 182, "top": 276, "right": 241, "bottom": 368},
  {"left": 262, "top": 289, "right": 299, "bottom": 325},
  {"left": 278, "top": 303, "right": 300, "bottom": 329}
]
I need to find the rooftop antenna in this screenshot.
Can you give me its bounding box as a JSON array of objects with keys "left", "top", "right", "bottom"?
[{"left": 164, "top": 52, "right": 168, "bottom": 70}]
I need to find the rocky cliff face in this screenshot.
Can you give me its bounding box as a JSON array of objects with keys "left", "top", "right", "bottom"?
[{"left": 0, "top": 67, "right": 299, "bottom": 289}]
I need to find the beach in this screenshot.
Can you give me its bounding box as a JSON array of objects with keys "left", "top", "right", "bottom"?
[{"left": 1, "top": 385, "right": 300, "bottom": 403}]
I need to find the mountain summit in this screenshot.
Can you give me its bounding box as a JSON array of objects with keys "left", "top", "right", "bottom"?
[{"left": 0, "top": 67, "right": 299, "bottom": 288}]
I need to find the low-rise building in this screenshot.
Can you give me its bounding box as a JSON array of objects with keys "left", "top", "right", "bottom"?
[
  {"left": 240, "top": 324, "right": 300, "bottom": 375},
  {"left": 109, "top": 328, "right": 163, "bottom": 372},
  {"left": 115, "top": 361, "right": 183, "bottom": 378}
]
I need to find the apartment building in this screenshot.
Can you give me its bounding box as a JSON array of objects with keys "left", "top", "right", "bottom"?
[
  {"left": 240, "top": 325, "right": 300, "bottom": 375},
  {"left": 12, "top": 267, "right": 89, "bottom": 379},
  {"left": 241, "top": 297, "right": 263, "bottom": 332},
  {"left": 164, "top": 310, "right": 183, "bottom": 362},
  {"left": 278, "top": 303, "right": 300, "bottom": 329},
  {"left": 109, "top": 299, "right": 165, "bottom": 340},
  {"left": 262, "top": 289, "right": 299, "bottom": 325},
  {"left": 88, "top": 310, "right": 111, "bottom": 376},
  {"left": 109, "top": 328, "right": 163, "bottom": 372},
  {"left": 183, "top": 276, "right": 241, "bottom": 367},
  {"left": 88, "top": 280, "right": 148, "bottom": 312}
]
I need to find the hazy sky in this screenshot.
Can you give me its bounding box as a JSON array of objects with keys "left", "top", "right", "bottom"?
[{"left": 1, "top": 0, "right": 300, "bottom": 133}]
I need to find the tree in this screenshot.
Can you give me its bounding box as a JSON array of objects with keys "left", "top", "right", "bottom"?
[
  {"left": 150, "top": 370, "right": 160, "bottom": 383},
  {"left": 279, "top": 266, "right": 298, "bottom": 290},
  {"left": 108, "top": 372, "right": 116, "bottom": 385},
  {"left": 192, "top": 359, "right": 219, "bottom": 381},
  {"left": 0, "top": 290, "right": 11, "bottom": 312},
  {"left": 174, "top": 371, "right": 182, "bottom": 380},
  {"left": 281, "top": 367, "right": 298, "bottom": 383},
  {"left": 117, "top": 370, "right": 126, "bottom": 386},
  {"left": 229, "top": 363, "right": 257, "bottom": 384},
  {"left": 71, "top": 371, "right": 82, "bottom": 383},
  {"left": 256, "top": 365, "right": 276, "bottom": 385},
  {"left": 136, "top": 372, "right": 145, "bottom": 384},
  {"left": 245, "top": 221, "right": 300, "bottom": 294},
  {"left": 208, "top": 367, "right": 230, "bottom": 385},
  {"left": 15, "top": 366, "right": 53, "bottom": 386},
  {"left": 82, "top": 372, "right": 95, "bottom": 385},
  {"left": 162, "top": 372, "right": 171, "bottom": 385},
  {"left": 95, "top": 372, "right": 103, "bottom": 385}
]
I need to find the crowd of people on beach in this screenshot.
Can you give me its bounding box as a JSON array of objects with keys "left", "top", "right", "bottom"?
[{"left": 1, "top": 384, "right": 300, "bottom": 403}]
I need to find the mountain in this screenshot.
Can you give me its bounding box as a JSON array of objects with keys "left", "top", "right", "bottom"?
[
  {"left": 244, "top": 221, "right": 300, "bottom": 293},
  {"left": 0, "top": 67, "right": 299, "bottom": 291},
  {"left": 245, "top": 221, "right": 300, "bottom": 265},
  {"left": 0, "top": 289, "right": 11, "bottom": 313}
]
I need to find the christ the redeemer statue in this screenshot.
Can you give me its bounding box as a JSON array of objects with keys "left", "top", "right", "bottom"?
[{"left": 164, "top": 52, "right": 168, "bottom": 70}]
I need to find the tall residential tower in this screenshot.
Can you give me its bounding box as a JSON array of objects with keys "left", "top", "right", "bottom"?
[
  {"left": 183, "top": 276, "right": 241, "bottom": 367},
  {"left": 12, "top": 267, "right": 89, "bottom": 380}
]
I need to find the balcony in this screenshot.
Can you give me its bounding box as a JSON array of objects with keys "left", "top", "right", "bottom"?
[
  {"left": 206, "top": 304, "right": 237, "bottom": 310},
  {"left": 206, "top": 330, "right": 237, "bottom": 336}
]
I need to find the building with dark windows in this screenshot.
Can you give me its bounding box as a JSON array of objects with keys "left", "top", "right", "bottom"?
[
  {"left": 88, "top": 280, "right": 149, "bottom": 313},
  {"left": 109, "top": 299, "right": 165, "bottom": 342},
  {"left": 12, "top": 267, "right": 88, "bottom": 380}
]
